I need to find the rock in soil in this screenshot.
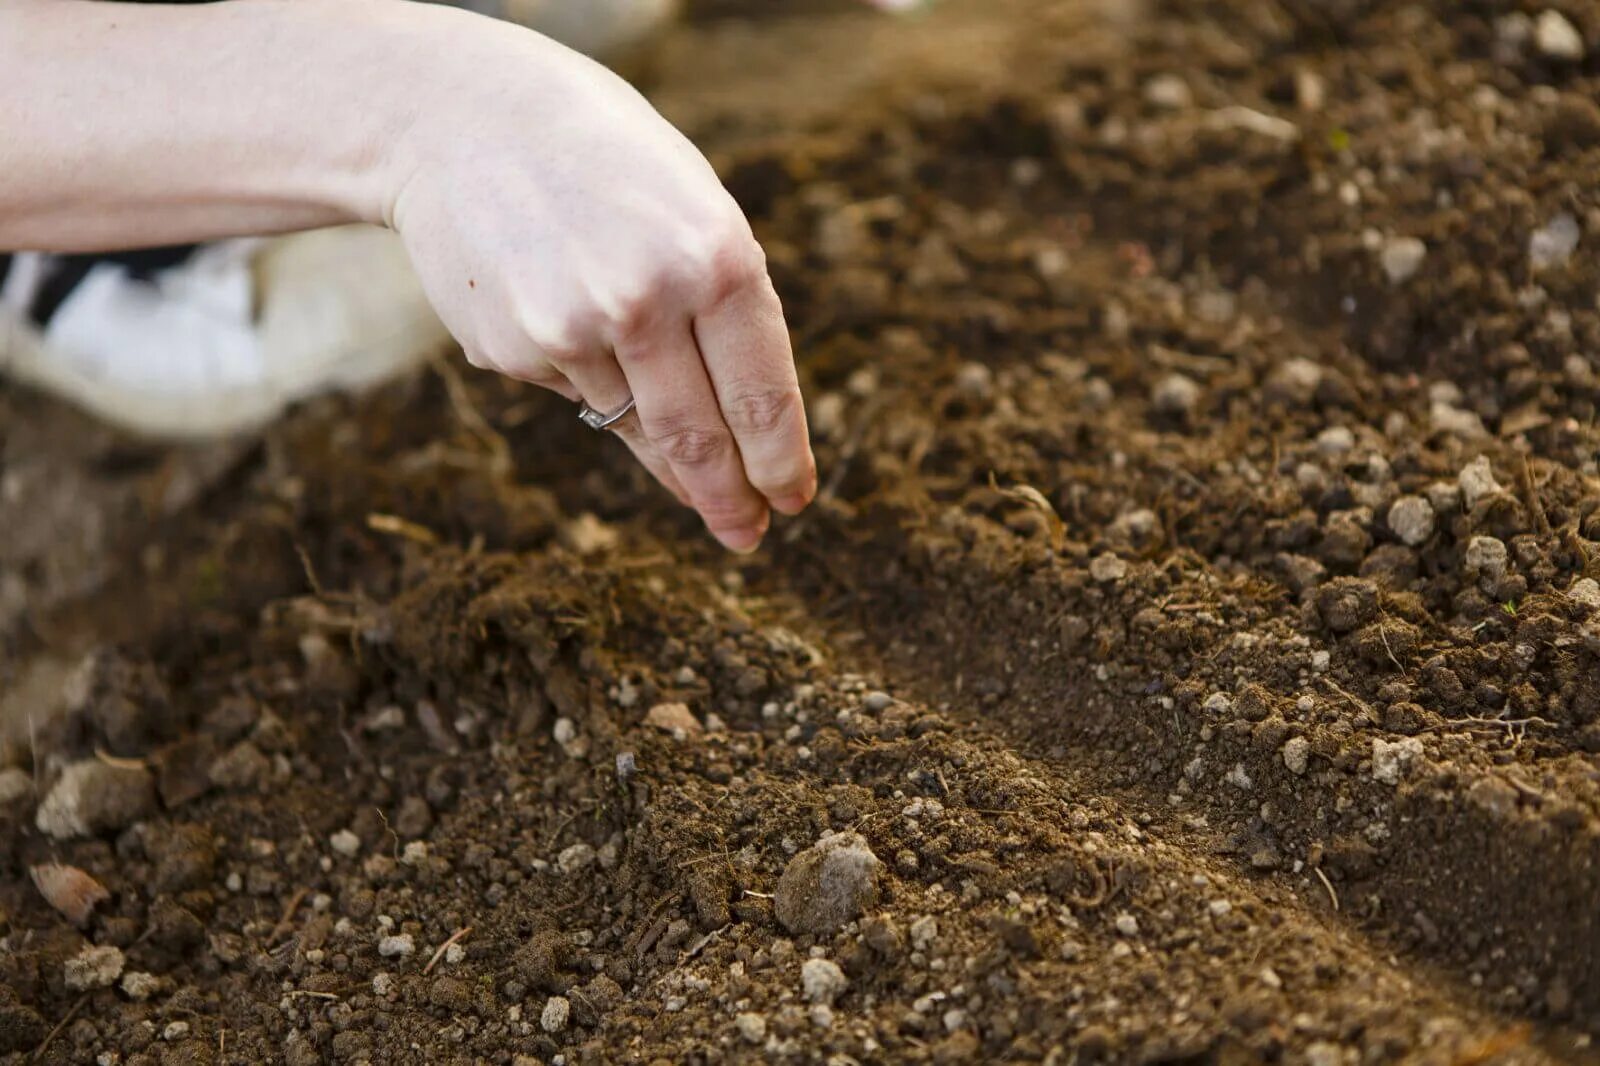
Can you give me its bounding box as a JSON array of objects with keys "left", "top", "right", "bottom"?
[{"left": 774, "top": 832, "right": 883, "bottom": 936}]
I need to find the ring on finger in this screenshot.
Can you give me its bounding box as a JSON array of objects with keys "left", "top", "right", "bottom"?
[{"left": 577, "top": 395, "right": 636, "bottom": 431}]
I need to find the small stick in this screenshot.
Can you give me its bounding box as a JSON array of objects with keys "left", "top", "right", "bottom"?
[
  {"left": 1313, "top": 867, "right": 1339, "bottom": 912},
  {"left": 423, "top": 926, "right": 473, "bottom": 975},
  {"left": 269, "top": 888, "right": 309, "bottom": 945},
  {"left": 32, "top": 993, "right": 88, "bottom": 1062}
]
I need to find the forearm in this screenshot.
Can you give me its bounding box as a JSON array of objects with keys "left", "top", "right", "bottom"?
[{"left": 0, "top": 0, "right": 447, "bottom": 251}]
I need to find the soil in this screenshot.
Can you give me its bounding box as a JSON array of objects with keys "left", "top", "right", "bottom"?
[{"left": 5, "top": 0, "right": 1600, "bottom": 1063}]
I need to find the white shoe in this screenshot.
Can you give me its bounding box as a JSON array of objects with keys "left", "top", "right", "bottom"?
[{"left": 0, "top": 0, "right": 683, "bottom": 439}]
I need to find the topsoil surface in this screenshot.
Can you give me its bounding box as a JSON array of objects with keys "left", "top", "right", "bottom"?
[{"left": 4, "top": 0, "right": 1600, "bottom": 1063}]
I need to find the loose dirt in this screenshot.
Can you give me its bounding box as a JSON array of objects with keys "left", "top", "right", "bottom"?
[{"left": 4, "top": 1, "right": 1600, "bottom": 1063}]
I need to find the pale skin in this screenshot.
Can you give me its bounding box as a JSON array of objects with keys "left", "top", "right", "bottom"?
[{"left": 0, "top": 0, "right": 818, "bottom": 552}]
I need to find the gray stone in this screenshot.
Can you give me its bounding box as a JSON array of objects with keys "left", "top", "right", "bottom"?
[{"left": 774, "top": 832, "right": 882, "bottom": 935}]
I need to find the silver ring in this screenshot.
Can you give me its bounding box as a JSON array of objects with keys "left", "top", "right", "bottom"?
[{"left": 578, "top": 396, "right": 635, "bottom": 431}]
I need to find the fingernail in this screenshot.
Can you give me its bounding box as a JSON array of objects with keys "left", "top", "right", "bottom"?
[
  {"left": 772, "top": 493, "right": 811, "bottom": 516},
  {"left": 717, "top": 526, "right": 765, "bottom": 554}
]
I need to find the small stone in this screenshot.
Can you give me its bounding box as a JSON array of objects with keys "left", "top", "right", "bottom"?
[
  {"left": 1568, "top": 578, "right": 1600, "bottom": 610},
  {"left": 558, "top": 513, "right": 619, "bottom": 557},
  {"left": 540, "top": 995, "right": 571, "bottom": 1033},
  {"left": 208, "top": 740, "right": 271, "bottom": 791},
  {"left": 1114, "top": 913, "right": 1140, "bottom": 937},
  {"left": 1314, "top": 426, "right": 1355, "bottom": 456},
  {"left": 1282, "top": 736, "right": 1311, "bottom": 777},
  {"left": 735, "top": 1012, "right": 768, "bottom": 1044},
  {"left": 863, "top": 690, "right": 894, "bottom": 712},
  {"left": 329, "top": 829, "right": 361, "bottom": 858},
  {"left": 400, "top": 841, "right": 429, "bottom": 867},
  {"left": 1464, "top": 536, "right": 1509, "bottom": 582},
  {"left": 953, "top": 362, "right": 994, "bottom": 400},
  {"left": 552, "top": 717, "right": 576, "bottom": 745},
  {"left": 1430, "top": 402, "right": 1489, "bottom": 439},
  {"left": 1372, "top": 736, "right": 1425, "bottom": 785},
  {"left": 800, "top": 958, "right": 849, "bottom": 1005},
  {"left": 1305, "top": 1042, "right": 1344, "bottom": 1066},
  {"left": 1379, "top": 237, "right": 1426, "bottom": 284},
  {"left": 1144, "top": 73, "right": 1193, "bottom": 109},
  {"left": 121, "top": 971, "right": 162, "bottom": 1002},
  {"left": 557, "top": 843, "right": 596, "bottom": 875},
  {"left": 774, "top": 832, "right": 883, "bottom": 935},
  {"left": 1536, "top": 10, "right": 1585, "bottom": 59},
  {"left": 1151, "top": 373, "right": 1203, "bottom": 418},
  {"left": 1089, "top": 553, "right": 1129, "bottom": 583},
  {"left": 909, "top": 915, "right": 939, "bottom": 952},
  {"left": 1458, "top": 456, "right": 1503, "bottom": 508},
  {"left": 36, "top": 760, "right": 157, "bottom": 840},
  {"left": 64, "top": 944, "right": 125, "bottom": 991},
  {"left": 644, "top": 702, "right": 702, "bottom": 739},
  {"left": 1386, "top": 495, "right": 1435, "bottom": 546},
  {"left": 0, "top": 766, "right": 31, "bottom": 805},
  {"left": 377, "top": 934, "right": 415, "bottom": 959},
  {"left": 614, "top": 751, "right": 637, "bottom": 783},
  {"left": 1529, "top": 212, "right": 1581, "bottom": 270}
]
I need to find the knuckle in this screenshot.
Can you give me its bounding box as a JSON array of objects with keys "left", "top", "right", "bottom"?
[
  {"left": 653, "top": 421, "right": 735, "bottom": 466},
  {"left": 700, "top": 237, "right": 766, "bottom": 308},
  {"left": 722, "top": 385, "right": 799, "bottom": 437}
]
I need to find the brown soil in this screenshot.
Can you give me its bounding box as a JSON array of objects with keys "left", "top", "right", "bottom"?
[{"left": 5, "top": 1, "right": 1600, "bottom": 1063}]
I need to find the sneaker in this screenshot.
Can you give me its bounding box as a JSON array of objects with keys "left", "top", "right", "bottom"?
[{"left": 0, "top": 0, "right": 682, "bottom": 439}]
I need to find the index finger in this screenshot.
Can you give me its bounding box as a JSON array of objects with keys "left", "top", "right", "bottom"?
[{"left": 692, "top": 274, "right": 817, "bottom": 515}]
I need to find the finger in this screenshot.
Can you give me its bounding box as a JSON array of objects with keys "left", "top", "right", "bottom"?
[
  {"left": 692, "top": 276, "right": 817, "bottom": 515},
  {"left": 549, "top": 346, "right": 691, "bottom": 506},
  {"left": 617, "top": 323, "right": 770, "bottom": 553}
]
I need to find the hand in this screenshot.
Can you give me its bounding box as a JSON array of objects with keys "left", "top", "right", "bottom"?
[{"left": 384, "top": 13, "right": 816, "bottom": 552}]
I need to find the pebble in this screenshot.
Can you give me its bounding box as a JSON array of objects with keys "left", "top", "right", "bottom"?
[
  {"left": 909, "top": 915, "right": 939, "bottom": 952},
  {"left": 557, "top": 843, "right": 596, "bottom": 875},
  {"left": 800, "top": 958, "right": 849, "bottom": 1005},
  {"left": 1536, "top": 10, "right": 1585, "bottom": 59},
  {"left": 1430, "top": 402, "right": 1489, "bottom": 439},
  {"left": 1529, "top": 212, "right": 1581, "bottom": 270},
  {"left": 1386, "top": 495, "right": 1435, "bottom": 546},
  {"left": 552, "top": 717, "right": 577, "bottom": 745},
  {"left": 1379, "top": 237, "right": 1426, "bottom": 284},
  {"left": 121, "top": 971, "right": 161, "bottom": 1002},
  {"left": 558, "top": 513, "right": 619, "bottom": 557},
  {"left": 1568, "top": 578, "right": 1600, "bottom": 610},
  {"left": 377, "top": 934, "right": 415, "bottom": 959},
  {"left": 775, "top": 832, "right": 883, "bottom": 935},
  {"left": 1113, "top": 913, "right": 1140, "bottom": 937},
  {"left": 1464, "top": 536, "right": 1509, "bottom": 582},
  {"left": 63, "top": 944, "right": 124, "bottom": 991},
  {"left": 1372, "top": 737, "right": 1425, "bottom": 785},
  {"left": 1151, "top": 373, "right": 1203, "bottom": 418},
  {"left": 735, "top": 1012, "right": 768, "bottom": 1044},
  {"left": 35, "top": 760, "right": 157, "bottom": 840},
  {"left": 541, "top": 996, "right": 571, "bottom": 1033},
  {"left": 644, "top": 702, "right": 702, "bottom": 739},
  {"left": 1089, "top": 553, "right": 1129, "bottom": 583},
  {"left": 953, "top": 362, "right": 994, "bottom": 400},
  {"left": 1458, "top": 456, "right": 1503, "bottom": 508},
  {"left": 1314, "top": 426, "right": 1355, "bottom": 456},
  {"left": 1281, "top": 736, "right": 1311, "bottom": 777},
  {"left": 0, "top": 766, "right": 31, "bottom": 805},
  {"left": 330, "top": 829, "right": 361, "bottom": 858},
  {"left": 863, "top": 690, "right": 894, "bottom": 712},
  {"left": 1143, "top": 73, "right": 1193, "bottom": 109}
]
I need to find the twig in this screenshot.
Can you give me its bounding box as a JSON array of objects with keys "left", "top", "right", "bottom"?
[
  {"left": 366, "top": 513, "right": 440, "bottom": 546},
  {"left": 1313, "top": 867, "right": 1339, "bottom": 913},
  {"left": 423, "top": 926, "right": 473, "bottom": 975},
  {"left": 269, "top": 888, "right": 310, "bottom": 945},
  {"left": 32, "top": 993, "right": 88, "bottom": 1062},
  {"left": 432, "top": 357, "right": 511, "bottom": 478}
]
